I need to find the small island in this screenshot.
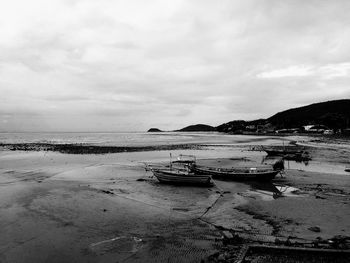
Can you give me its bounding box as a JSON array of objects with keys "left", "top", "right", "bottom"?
[{"left": 147, "top": 128, "right": 163, "bottom": 132}]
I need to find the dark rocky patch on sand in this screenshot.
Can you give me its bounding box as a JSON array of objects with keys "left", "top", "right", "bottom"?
[{"left": 0, "top": 142, "right": 202, "bottom": 154}]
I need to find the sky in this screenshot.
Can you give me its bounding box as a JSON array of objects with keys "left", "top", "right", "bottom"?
[{"left": 1, "top": 0, "right": 350, "bottom": 132}]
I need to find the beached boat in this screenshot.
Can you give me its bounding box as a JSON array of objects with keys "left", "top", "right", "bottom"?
[
  {"left": 191, "top": 165, "right": 280, "bottom": 181},
  {"left": 262, "top": 145, "right": 306, "bottom": 156},
  {"left": 152, "top": 168, "right": 212, "bottom": 185}
]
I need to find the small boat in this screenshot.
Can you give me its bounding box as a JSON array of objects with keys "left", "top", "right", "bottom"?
[
  {"left": 345, "top": 167, "right": 350, "bottom": 172},
  {"left": 262, "top": 145, "right": 306, "bottom": 156},
  {"left": 191, "top": 165, "right": 280, "bottom": 181},
  {"left": 152, "top": 168, "right": 212, "bottom": 185}
]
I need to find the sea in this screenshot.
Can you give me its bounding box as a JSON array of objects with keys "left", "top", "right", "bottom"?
[{"left": 0, "top": 132, "right": 287, "bottom": 147}]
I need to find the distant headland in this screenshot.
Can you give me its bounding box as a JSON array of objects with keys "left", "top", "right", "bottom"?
[{"left": 148, "top": 99, "right": 350, "bottom": 135}]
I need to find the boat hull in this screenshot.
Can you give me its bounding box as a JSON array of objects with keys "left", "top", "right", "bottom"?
[
  {"left": 264, "top": 149, "right": 303, "bottom": 156},
  {"left": 262, "top": 146, "right": 305, "bottom": 156},
  {"left": 192, "top": 166, "right": 279, "bottom": 181},
  {"left": 152, "top": 169, "right": 212, "bottom": 185}
]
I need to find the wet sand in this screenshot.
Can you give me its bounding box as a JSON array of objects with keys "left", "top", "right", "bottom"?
[
  {"left": 0, "top": 151, "right": 221, "bottom": 263},
  {"left": 0, "top": 135, "right": 349, "bottom": 262}
]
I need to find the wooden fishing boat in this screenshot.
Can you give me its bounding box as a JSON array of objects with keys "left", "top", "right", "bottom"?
[
  {"left": 262, "top": 145, "right": 306, "bottom": 156},
  {"left": 152, "top": 168, "right": 212, "bottom": 185},
  {"left": 191, "top": 165, "right": 280, "bottom": 181}
]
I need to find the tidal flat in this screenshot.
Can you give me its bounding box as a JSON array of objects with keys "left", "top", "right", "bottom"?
[{"left": 0, "top": 134, "right": 349, "bottom": 262}]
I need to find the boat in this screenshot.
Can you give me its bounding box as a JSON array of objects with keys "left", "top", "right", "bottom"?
[
  {"left": 262, "top": 145, "right": 306, "bottom": 156},
  {"left": 152, "top": 168, "right": 212, "bottom": 185},
  {"left": 345, "top": 167, "right": 350, "bottom": 172},
  {"left": 190, "top": 165, "right": 281, "bottom": 181}
]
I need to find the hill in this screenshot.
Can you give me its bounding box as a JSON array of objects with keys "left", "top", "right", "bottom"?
[
  {"left": 147, "top": 100, "right": 350, "bottom": 134},
  {"left": 268, "top": 99, "right": 350, "bottom": 129},
  {"left": 217, "top": 99, "right": 350, "bottom": 133},
  {"left": 147, "top": 128, "right": 163, "bottom": 132},
  {"left": 177, "top": 124, "right": 217, "bottom": 132},
  {"left": 216, "top": 119, "right": 266, "bottom": 133}
]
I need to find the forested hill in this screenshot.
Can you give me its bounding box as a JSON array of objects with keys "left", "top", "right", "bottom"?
[
  {"left": 268, "top": 99, "right": 350, "bottom": 129},
  {"left": 149, "top": 99, "right": 350, "bottom": 133},
  {"left": 177, "top": 124, "right": 216, "bottom": 132},
  {"left": 216, "top": 99, "right": 350, "bottom": 133}
]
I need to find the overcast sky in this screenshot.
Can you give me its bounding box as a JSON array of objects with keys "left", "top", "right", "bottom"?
[{"left": 1, "top": 0, "right": 350, "bottom": 132}]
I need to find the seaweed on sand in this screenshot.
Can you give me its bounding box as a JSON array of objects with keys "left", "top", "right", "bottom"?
[{"left": 0, "top": 143, "right": 202, "bottom": 154}]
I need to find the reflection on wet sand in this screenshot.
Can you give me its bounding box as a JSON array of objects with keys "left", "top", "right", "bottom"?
[{"left": 243, "top": 181, "right": 306, "bottom": 201}]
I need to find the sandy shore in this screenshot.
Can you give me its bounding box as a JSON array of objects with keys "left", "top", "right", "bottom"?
[{"left": 0, "top": 136, "right": 349, "bottom": 262}]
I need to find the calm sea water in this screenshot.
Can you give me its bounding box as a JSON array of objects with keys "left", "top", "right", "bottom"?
[{"left": 0, "top": 132, "right": 286, "bottom": 147}]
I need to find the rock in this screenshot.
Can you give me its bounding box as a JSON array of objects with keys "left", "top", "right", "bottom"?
[
  {"left": 101, "top": 190, "right": 114, "bottom": 195},
  {"left": 308, "top": 226, "right": 321, "bottom": 232},
  {"left": 222, "top": 231, "right": 233, "bottom": 239},
  {"left": 136, "top": 178, "right": 146, "bottom": 181}
]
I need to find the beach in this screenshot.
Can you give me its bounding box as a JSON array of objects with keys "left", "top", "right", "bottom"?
[{"left": 0, "top": 133, "right": 349, "bottom": 262}]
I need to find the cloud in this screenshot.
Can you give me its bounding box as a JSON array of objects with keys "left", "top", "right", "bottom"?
[
  {"left": 320, "top": 63, "right": 350, "bottom": 79},
  {"left": 257, "top": 65, "right": 313, "bottom": 78},
  {"left": 257, "top": 63, "right": 350, "bottom": 79},
  {"left": 0, "top": 0, "right": 350, "bottom": 131}
]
